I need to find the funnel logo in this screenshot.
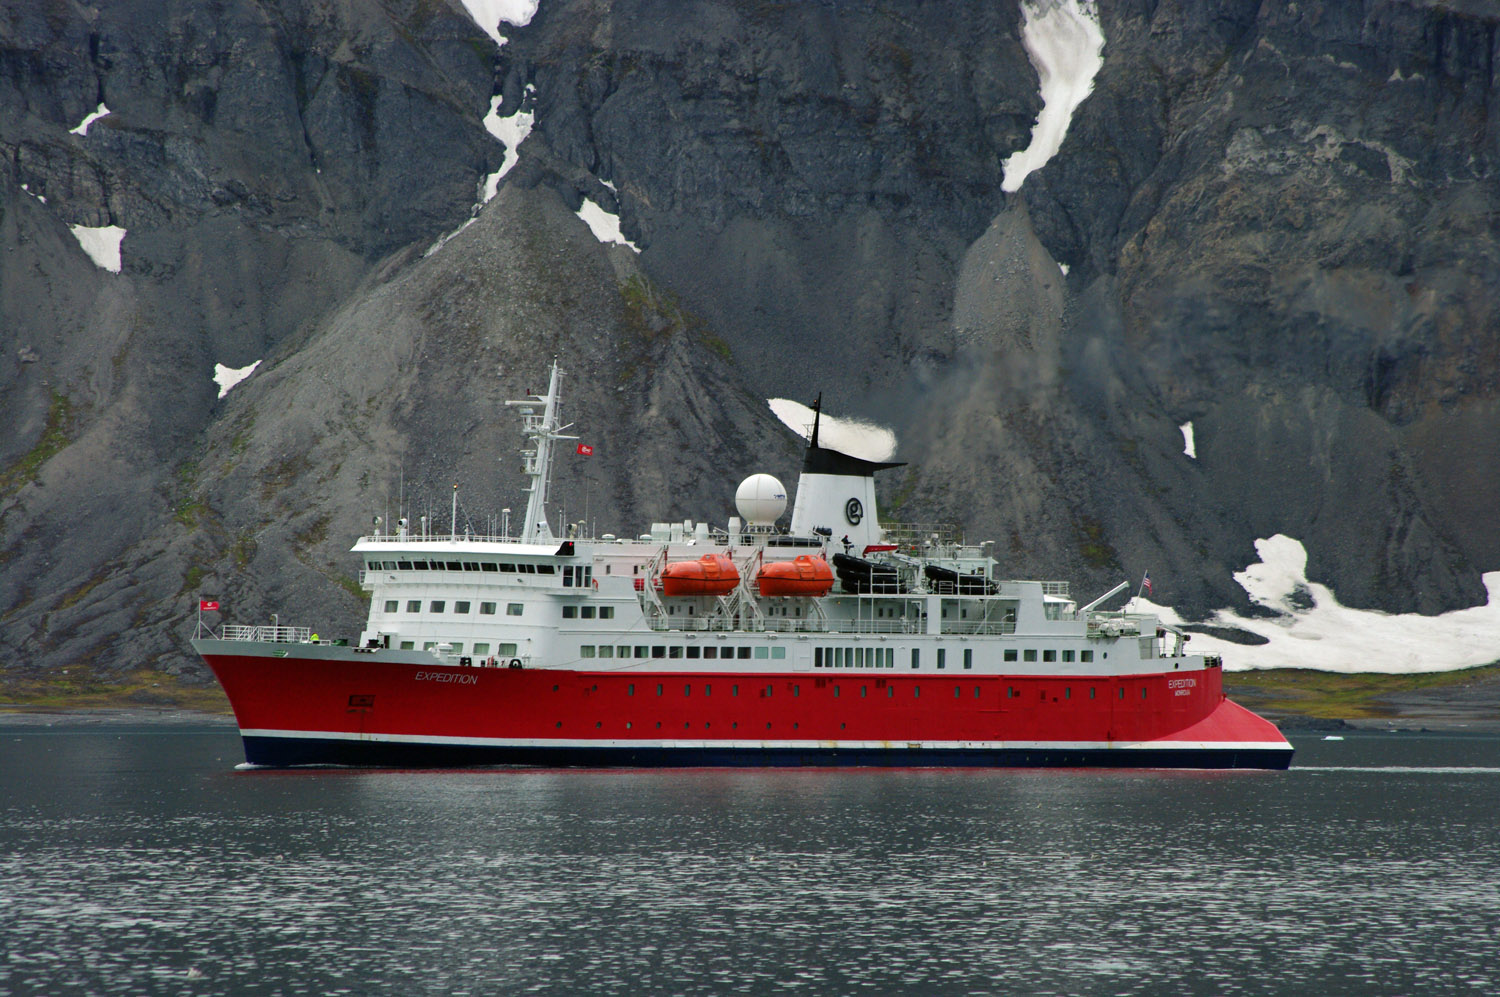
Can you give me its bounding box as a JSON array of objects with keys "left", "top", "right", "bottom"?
[{"left": 844, "top": 498, "right": 864, "bottom": 525}]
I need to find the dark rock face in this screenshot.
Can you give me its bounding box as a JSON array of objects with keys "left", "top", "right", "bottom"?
[{"left": 1, "top": 0, "right": 1498, "bottom": 678}]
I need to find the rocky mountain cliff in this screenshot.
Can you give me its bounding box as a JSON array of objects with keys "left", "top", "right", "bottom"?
[{"left": 3, "top": 0, "right": 1498, "bottom": 679}]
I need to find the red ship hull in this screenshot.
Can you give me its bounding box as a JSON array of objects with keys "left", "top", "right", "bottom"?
[{"left": 198, "top": 646, "right": 1292, "bottom": 769}]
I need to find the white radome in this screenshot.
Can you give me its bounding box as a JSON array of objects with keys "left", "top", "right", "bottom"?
[{"left": 735, "top": 473, "right": 787, "bottom": 526}]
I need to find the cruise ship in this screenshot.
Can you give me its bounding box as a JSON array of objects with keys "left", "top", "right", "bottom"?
[{"left": 192, "top": 362, "right": 1293, "bottom": 769}]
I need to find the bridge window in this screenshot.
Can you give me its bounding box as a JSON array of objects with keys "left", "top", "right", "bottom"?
[
  {"left": 500, "top": 563, "right": 516, "bottom": 573},
  {"left": 507, "top": 603, "right": 523, "bottom": 616},
  {"left": 454, "top": 601, "right": 470, "bottom": 614},
  {"left": 396, "top": 560, "right": 412, "bottom": 570},
  {"left": 481, "top": 562, "right": 498, "bottom": 572},
  {"left": 411, "top": 561, "right": 428, "bottom": 570},
  {"left": 406, "top": 601, "right": 420, "bottom": 613},
  {"left": 480, "top": 602, "right": 496, "bottom": 615},
  {"left": 429, "top": 601, "right": 444, "bottom": 613},
  {"left": 384, "top": 600, "right": 398, "bottom": 613},
  {"left": 445, "top": 561, "right": 462, "bottom": 571},
  {"left": 462, "top": 562, "right": 480, "bottom": 571}
]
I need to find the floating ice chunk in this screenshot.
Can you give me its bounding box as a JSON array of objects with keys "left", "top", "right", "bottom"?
[
  {"left": 768, "top": 399, "right": 897, "bottom": 462},
  {"left": 69, "top": 103, "right": 111, "bottom": 136},
  {"left": 577, "top": 198, "right": 640, "bottom": 253},
  {"left": 69, "top": 224, "right": 125, "bottom": 272},
  {"left": 1323, "top": 736, "right": 1344, "bottom": 741},
  {"left": 1058, "top": 261, "right": 1070, "bottom": 276},
  {"left": 1002, "top": 1, "right": 1105, "bottom": 193},
  {"left": 1181, "top": 421, "right": 1196, "bottom": 459},
  {"left": 214, "top": 359, "right": 261, "bottom": 399},
  {"left": 457, "top": 0, "right": 539, "bottom": 47}
]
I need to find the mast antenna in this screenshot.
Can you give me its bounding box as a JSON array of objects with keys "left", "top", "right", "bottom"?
[{"left": 504, "top": 359, "right": 577, "bottom": 542}]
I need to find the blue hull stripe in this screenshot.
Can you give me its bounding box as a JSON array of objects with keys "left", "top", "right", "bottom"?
[{"left": 241, "top": 735, "right": 1293, "bottom": 770}]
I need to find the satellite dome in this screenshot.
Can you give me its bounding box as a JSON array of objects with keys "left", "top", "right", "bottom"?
[{"left": 735, "top": 474, "right": 787, "bottom": 527}]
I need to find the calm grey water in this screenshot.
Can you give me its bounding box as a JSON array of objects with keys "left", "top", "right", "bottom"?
[{"left": 1, "top": 720, "right": 1497, "bottom": 997}]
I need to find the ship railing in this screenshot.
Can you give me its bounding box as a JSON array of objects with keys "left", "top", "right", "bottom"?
[
  {"left": 941, "top": 621, "right": 1018, "bottom": 636},
  {"left": 881, "top": 522, "right": 964, "bottom": 551},
  {"left": 222, "top": 624, "right": 313, "bottom": 644},
  {"left": 1083, "top": 611, "right": 1152, "bottom": 637},
  {"left": 646, "top": 617, "right": 946, "bottom": 635},
  {"left": 1040, "top": 581, "right": 1071, "bottom": 597}
]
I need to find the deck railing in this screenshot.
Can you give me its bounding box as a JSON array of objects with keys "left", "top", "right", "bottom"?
[{"left": 222, "top": 624, "right": 312, "bottom": 643}]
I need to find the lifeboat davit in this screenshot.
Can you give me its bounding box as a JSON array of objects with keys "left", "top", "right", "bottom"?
[
  {"left": 757, "top": 555, "right": 835, "bottom": 597},
  {"left": 660, "top": 553, "right": 740, "bottom": 597}
]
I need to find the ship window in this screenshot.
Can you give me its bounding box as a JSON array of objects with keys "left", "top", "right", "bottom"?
[
  {"left": 1119, "top": 687, "right": 1125, "bottom": 699},
  {"left": 772, "top": 646, "right": 786, "bottom": 660},
  {"left": 507, "top": 603, "right": 523, "bottom": 616},
  {"left": 652, "top": 646, "right": 666, "bottom": 658},
  {"left": 581, "top": 606, "right": 596, "bottom": 619},
  {"left": 455, "top": 601, "right": 470, "bottom": 614},
  {"left": 580, "top": 646, "right": 596, "bottom": 658},
  {"left": 481, "top": 562, "right": 498, "bottom": 572},
  {"left": 684, "top": 684, "right": 691, "bottom": 695},
  {"left": 732, "top": 685, "right": 739, "bottom": 696},
  {"left": 563, "top": 566, "right": 575, "bottom": 587},
  {"left": 670, "top": 647, "right": 682, "bottom": 659},
  {"left": 1142, "top": 687, "right": 1148, "bottom": 699},
  {"left": 833, "top": 686, "right": 839, "bottom": 698},
  {"left": 410, "top": 561, "right": 427, "bottom": 570},
  {"left": 430, "top": 601, "right": 445, "bottom": 613},
  {"left": 913, "top": 686, "right": 920, "bottom": 698},
  {"left": 1089, "top": 687, "right": 1095, "bottom": 699},
  {"left": 687, "top": 646, "right": 700, "bottom": 658},
  {"left": 1004, "top": 649, "right": 1017, "bottom": 662},
  {"left": 635, "top": 646, "right": 647, "bottom": 658},
  {"left": 400, "top": 641, "right": 414, "bottom": 650},
  {"left": 521, "top": 564, "right": 536, "bottom": 573},
  {"left": 814, "top": 648, "right": 823, "bottom": 668},
  {"left": 754, "top": 647, "right": 769, "bottom": 659},
  {"left": 657, "top": 684, "right": 663, "bottom": 696},
  {"left": 737, "top": 648, "right": 751, "bottom": 659},
  {"left": 964, "top": 649, "right": 973, "bottom": 670},
  {"left": 480, "top": 602, "right": 496, "bottom": 615},
  {"left": 888, "top": 686, "right": 894, "bottom": 698},
  {"left": 705, "top": 685, "right": 711, "bottom": 696},
  {"left": 600, "top": 607, "right": 615, "bottom": 619},
  {"left": 1043, "top": 650, "right": 1056, "bottom": 662},
  {"left": 536, "top": 564, "right": 555, "bottom": 574},
  {"left": 473, "top": 643, "right": 490, "bottom": 655},
  {"left": 974, "top": 686, "right": 981, "bottom": 698},
  {"left": 396, "top": 560, "right": 412, "bottom": 570},
  {"left": 500, "top": 563, "right": 516, "bottom": 572},
  {"left": 406, "top": 600, "right": 420, "bottom": 613},
  {"left": 861, "top": 686, "right": 867, "bottom": 698},
  {"left": 793, "top": 685, "right": 800, "bottom": 696},
  {"left": 446, "top": 561, "right": 462, "bottom": 571},
  {"left": 1064, "top": 687, "right": 1071, "bottom": 699},
  {"left": 1023, "top": 649, "right": 1037, "bottom": 662},
  {"left": 937, "top": 649, "right": 946, "bottom": 670},
  {"left": 382, "top": 561, "right": 398, "bottom": 570},
  {"left": 1063, "top": 650, "right": 1075, "bottom": 663},
  {"left": 423, "top": 642, "right": 436, "bottom": 651},
  {"left": 598, "top": 646, "right": 614, "bottom": 658},
  {"left": 954, "top": 686, "right": 960, "bottom": 698},
  {"left": 1081, "top": 650, "right": 1094, "bottom": 662},
  {"left": 563, "top": 606, "right": 578, "bottom": 619},
  {"left": 704, "top": 646, "right": 718, "bottom": 659},
  {"left": 911, "top": 649, "right": 920, "bottom": 669},
  {"left": 627, "top": 684, "right": 634, "bottom": 695},
  {"left": 384, "top": 600, "right": 398, "bottom": 613},
  {"left": 499, "top": 643, "right": 517, "bottom": 656},
  {"left": 463, "top": 562, "right": 480, "bottom": 571}
]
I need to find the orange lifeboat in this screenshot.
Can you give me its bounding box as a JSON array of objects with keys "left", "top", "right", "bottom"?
[
  {"left": 757, "top": 555, "right": 835, "bottom": 598},
  {"left": 659, "top": 553, "right": 740, "bottom": 597}
]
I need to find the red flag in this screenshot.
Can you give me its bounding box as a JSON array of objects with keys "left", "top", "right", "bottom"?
[
  {"left": 575, "top": 443, "right": 594, "bottom": 456},
  {"left": 199, "top": 599, "right": 220, "bottom": 612}
]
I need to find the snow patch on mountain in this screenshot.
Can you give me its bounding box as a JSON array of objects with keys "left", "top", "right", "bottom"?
[
  {"left": 1002, "top": 0, "right": 1105, "bottom": 193},
  {"left": 1135, "top": 535, "right": 1500, "bottom": 674},
  {"left": 69, "top": 224, "right": 125, "bottom": 272}
]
